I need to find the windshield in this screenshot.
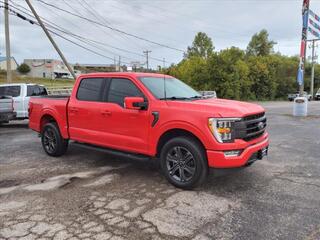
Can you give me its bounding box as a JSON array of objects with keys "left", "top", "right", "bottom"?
[{"left": 139, "top": 76, "right": 201, "bottom": 100}]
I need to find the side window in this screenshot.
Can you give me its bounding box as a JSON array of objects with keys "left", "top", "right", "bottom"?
[
  {"left": 0, "top": 86, "right": 21, "bottom": 97},
  {"left": 77, "top": 78, "right": 104, "bottom": 101},
  {"left": 27, "top": 86, "right": 37, "bottom": 96},
  {"left": 107, "top": 78, "right": 143, "bottom": 107},
  {"left": 38, "top": 86, "right": 48, "bottom": 96}
]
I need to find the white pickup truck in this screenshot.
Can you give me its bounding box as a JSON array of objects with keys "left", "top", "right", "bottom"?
[{"left": 0, "top": 83, "right": 48, "bottom": 120}]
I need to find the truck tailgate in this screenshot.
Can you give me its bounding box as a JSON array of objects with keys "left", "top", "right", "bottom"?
[{"left": 0, "top": 96, "right": 14, "bottom": 113}]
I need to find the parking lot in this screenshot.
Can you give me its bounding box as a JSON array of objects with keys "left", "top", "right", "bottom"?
[{"left": 0, "top": 101, "right": 319, "bottom": 240}]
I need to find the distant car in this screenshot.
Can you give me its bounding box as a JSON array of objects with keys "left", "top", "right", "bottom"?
[
  {"left": 199, "top": 91, "right": 217, "bottom": 98},
  {"left": 0, "top": 95, "right": 16, "bottom": 124},
  {"left": 288, "top": 91, "right": 312, "bottom": 101},
  {"left": 315, "top": 88, "right": 320, "bottom": 101},
  {"left": 0, "top": 83, "right": 48, "bottom": 120}
]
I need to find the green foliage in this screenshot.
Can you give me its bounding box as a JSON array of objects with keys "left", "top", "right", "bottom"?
[
  {"left": 17, "top": 63, "right": 31, "bottom": 74},
  {"left": 163, "top": 30, "right": 319, "bottom": 101},
  {"left": 185, "top": 32, "right": 214, "bottom": 59},
  {"left": 246, "top": 29, "right": 276, "bottom": 57}
]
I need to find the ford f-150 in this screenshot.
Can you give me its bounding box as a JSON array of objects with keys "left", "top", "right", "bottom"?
[{"left": 29, "top": 72, "right": 269, "bottom": 189}]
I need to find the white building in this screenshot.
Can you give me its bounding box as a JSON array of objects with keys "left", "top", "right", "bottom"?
[
  {"left": 0, "top": 56, "right": 18, "bottom": 71},
  {"left": 24, "top": 59, "right": 80, "bottom": 79}
]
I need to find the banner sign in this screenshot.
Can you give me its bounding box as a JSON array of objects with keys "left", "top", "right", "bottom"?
[
  {"left": 308, "top": 9, "right": 320, "bottom": 38},
  {"left": 297, "top": 0, "right": 310, "bottom": 86}
]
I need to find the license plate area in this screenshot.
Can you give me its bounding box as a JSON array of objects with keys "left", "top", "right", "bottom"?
[{"left": 258, "top": 146, "right": 268, "bottom": 159}]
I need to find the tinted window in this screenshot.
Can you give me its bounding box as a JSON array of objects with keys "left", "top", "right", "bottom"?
[
  {"left": 108, "top": 78, "right": 143, "bottom": 107},
  {"left": 77, "top": 78, "right": 104, "bottom": 101},
  {"left": 0, "top": 86, "right": 21, "bottom": 97},
  {"left": 27, "top": 85, "right": 48, "bottom": 96}
]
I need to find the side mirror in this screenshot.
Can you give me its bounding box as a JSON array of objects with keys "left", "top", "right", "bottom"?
[{"left": 124, "top": 97, "right": 148, "bottom": 110}]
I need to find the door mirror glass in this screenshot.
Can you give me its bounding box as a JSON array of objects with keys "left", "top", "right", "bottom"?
[{"left": 124, "top": 97, "right": 147, "bottom": 110}]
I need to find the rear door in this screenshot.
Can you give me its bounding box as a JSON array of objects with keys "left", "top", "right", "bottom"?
[{"left": 67, "top": 77, "right": 108, "bottom": 144}]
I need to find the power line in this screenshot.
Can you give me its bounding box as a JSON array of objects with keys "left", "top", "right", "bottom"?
[
  {"left": 36, "top": 0, "right": 185, "bottom": 53},
  {"left": 3, "top": 2, "right": 139, "bottom": 63},
  {"left": 2, "top": 4, "right": 132, "bottom": 65},
  {"left": 7, "top": 0, "right": 168, "bottom": 64}
]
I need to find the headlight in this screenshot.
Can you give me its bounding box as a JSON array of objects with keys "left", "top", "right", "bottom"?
[{"left": 208, "top": 118, "right": 241, "bottom": 143}]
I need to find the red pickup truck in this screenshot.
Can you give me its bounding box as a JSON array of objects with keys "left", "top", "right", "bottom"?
[{"left": 29, "top": 72, "right": 269, "bottom": 189}]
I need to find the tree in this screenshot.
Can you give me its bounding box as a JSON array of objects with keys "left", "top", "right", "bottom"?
[
  {"left": 185, "top": 32, "right": 214, "bottom": 59},
  {"left": 246, "top": 29, "right": 276, "bottom": 56},
  {"left": 17, "top": 63, "right": 30, "bottom": 74}
]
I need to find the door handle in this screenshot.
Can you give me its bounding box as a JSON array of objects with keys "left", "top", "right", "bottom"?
[
  {"left": 69, "top": 107, "right": 78, "bottom": 113},
  {"left": 101, "top": 110, "right": 112, "bottom": 116}
]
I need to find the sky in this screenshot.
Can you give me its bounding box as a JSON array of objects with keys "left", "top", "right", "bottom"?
[{"left": 1, "top": 0, "right": 320, "bottom": 68}]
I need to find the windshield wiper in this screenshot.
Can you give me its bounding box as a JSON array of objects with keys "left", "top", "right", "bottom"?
[
  {"left": 189, "top": 95, "right": 203, "bottom": 99},
  {"left": 159, "top": 96, "right": 189, "bottom": 100}
]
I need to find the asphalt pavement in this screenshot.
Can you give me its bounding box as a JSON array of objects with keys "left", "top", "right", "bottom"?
[{"left": 0, "top": 101, "right": 319, "bottom": 240}]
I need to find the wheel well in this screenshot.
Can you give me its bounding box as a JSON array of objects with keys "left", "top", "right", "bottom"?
[
  {"left": 40, "top": 114, "right": 56, "bottom": 132},
  {"left": 156, "top": 129, "right": 206, "bottom": 158}
]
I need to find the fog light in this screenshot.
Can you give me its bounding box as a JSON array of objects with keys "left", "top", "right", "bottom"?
[{"left": 224, "top": 150, "right": 242, "bottom": 157}]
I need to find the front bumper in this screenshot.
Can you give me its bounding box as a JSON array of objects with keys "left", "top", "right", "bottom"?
[{"left": 207, "top": 135, "right": 269, "bottom": 168}]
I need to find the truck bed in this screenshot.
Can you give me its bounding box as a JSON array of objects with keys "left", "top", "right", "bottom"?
[{"left": 29, "top": 95, "right": 70, "bottom": 138}]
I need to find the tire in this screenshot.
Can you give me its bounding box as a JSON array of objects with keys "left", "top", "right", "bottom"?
[
  {"left": 41, "top": 122, "right": 68, "bottom": 157},
  {"left": 160, "top": 136, "right": 208, "bottom": 189}
]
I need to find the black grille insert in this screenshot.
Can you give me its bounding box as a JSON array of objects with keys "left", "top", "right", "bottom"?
[{"left": 235, "top": 112, "right": 267, "bottom": 141}]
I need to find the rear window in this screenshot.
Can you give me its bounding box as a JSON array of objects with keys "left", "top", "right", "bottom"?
[
  {"left": 77, "top": 78, "right": 104, "bottom": 101},
  {"left": 0, "top": 86, "right": 21, "bottom": 97},
  {"left": 27, "top": 85, "right": 48, "bottom": 96}
]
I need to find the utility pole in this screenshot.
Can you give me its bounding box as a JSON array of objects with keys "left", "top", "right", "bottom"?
[
  {"left": 25, "top": 0, "right": 76, "bottom": 79},
  {"left": 308, "top": 39, "right": 319, "bottom": 99},
  {"left": 4, "top": 0, "right": 12, "bottom": 83},
  {"left": 143, "top": 50, "right": 151, "bottom": 70},
  {"left": 163, "top": 58, "right": 165, "bottom": 69}
]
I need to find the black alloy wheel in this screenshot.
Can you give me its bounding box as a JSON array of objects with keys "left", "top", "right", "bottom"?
[
  {"left": 43, "top": 127, "right": 57, "bottom": 154},
  {"left": 160, "top": 136, "right": 208, "bottom": 189},
  {"left": 41, "top": 122, "right": 68, "bottom": 157},
  {"left": 166, "top": 146, "right": 196, "bottom": 183}
]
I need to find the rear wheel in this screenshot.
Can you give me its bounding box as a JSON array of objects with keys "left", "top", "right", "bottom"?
[
  {"left": 160, "top": 137, "right": 208, "bottom": 189},
  {"left": 41, "top": 122, "right": 68, "bottom": 157}
]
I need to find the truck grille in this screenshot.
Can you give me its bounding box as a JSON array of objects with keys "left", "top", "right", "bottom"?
[{"left": 235, "top": 112, "right": 267, "bottom": 141}]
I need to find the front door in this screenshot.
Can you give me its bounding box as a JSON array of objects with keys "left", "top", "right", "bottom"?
[{"left": 100, "top": 77, "right": 150, "bottom": 154}]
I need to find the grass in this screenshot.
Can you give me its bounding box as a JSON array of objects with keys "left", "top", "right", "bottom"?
[{"left": 0, "top": 73, "right": 75, "bottom": 88}]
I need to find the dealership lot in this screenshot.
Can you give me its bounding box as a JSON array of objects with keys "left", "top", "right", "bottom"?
[{"left": 0, "top": 101, "right": 319, "bottom": 240}]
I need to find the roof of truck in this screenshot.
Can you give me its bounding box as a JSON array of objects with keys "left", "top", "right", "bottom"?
[
  {"left": 78, "top": 72, "right": 174, "bottom": 79},
  {"left": 0, "top": 83, "right": 44, "bottom": 87}
]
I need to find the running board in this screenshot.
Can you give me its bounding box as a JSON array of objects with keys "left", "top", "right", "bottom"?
[{"left": 72, "top": 142, "right": 151, "bottom": 162}]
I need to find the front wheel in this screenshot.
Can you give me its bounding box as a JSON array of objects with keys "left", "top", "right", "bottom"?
[
  {"left": 160, "top": 137, "right": 208, "bottom": 189},
  {"left": 41, "top": 122, "right": 68, "bottom": 157}
]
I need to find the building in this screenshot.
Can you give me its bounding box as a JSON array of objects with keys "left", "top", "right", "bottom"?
[
  {"left": 74, "top": 63, "right": 117, "bottom": 73},
  {"left": 23, "top": 59, "right": 80, "bottom": 79},
  {"left": 0, "top": 56, "right": 18, "bottom": 71}
]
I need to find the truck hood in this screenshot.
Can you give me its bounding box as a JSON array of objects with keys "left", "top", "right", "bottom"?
[{"left": 166, "top": 98, "right": 265, "bottom": 117}]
